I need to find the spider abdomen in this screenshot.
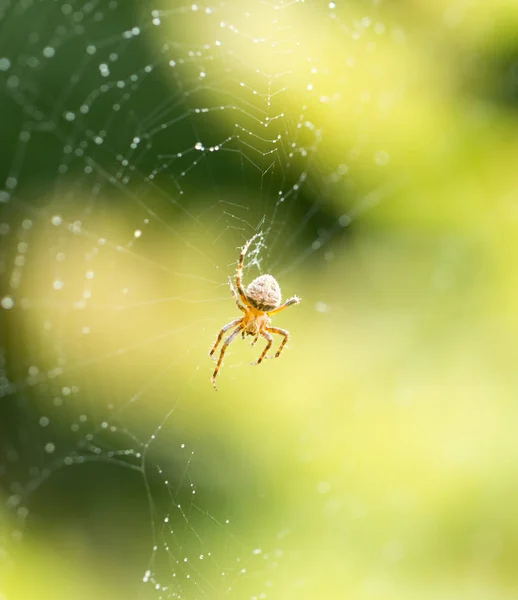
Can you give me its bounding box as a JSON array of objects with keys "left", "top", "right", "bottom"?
[{"left": 246, "top": 274, "right": 281, "bottom": 312}]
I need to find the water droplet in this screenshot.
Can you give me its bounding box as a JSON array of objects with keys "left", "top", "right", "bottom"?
[{"left": 1, "top": 296, "right": 14, "bottom": 310}]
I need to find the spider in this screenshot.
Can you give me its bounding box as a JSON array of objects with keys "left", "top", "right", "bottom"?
[{"left": 209, "top": 233, "right": 300, "bottom": 389}]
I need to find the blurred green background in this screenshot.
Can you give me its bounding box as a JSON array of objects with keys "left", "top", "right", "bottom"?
[{"left": 1, "top": 0, "right": 518, "bottom": 599}]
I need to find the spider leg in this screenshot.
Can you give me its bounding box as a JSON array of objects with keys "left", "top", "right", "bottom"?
[
  {"left": 228, "top": 276, "right": 246, "bottom": 312},
  {"left": 267, "top": 296, "right": 301, "bottom": 316},
  {"left": 212, "top": 325, "right": 244, "bottom": 390},
  {"left": 266, "top": 326, "right": 289, "bottom": 358},
  {"left": 209, "top": 318, "right": 242, "bottom": 359},
  {"left": 236, "top": 233, "right": 261, "bottom": 307},
  {"left": 252, "top": 330, "right": 273, "bottom": 365}
]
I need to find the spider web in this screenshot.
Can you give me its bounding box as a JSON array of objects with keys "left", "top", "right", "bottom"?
[{"left": 0, "top": 1, "right": 403, "bottom": 598}]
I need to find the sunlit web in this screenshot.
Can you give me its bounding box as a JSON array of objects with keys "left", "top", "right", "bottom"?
[{"left": 0, "top": 1, "right": 400, "bottom": 597}]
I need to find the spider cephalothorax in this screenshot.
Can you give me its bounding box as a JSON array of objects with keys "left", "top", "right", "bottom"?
[{"left": 209, "top": 234, "right": 300, "bottom": 389}]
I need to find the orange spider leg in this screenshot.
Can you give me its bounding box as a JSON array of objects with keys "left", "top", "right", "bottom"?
[
  {"left": 268, "top": 296, "right": 300, "bottom": 316},
  {"left": 266, "top": 326, "right": 289, "bottom": 358},
  {"left": 236, "top": 233, "right": 261, "bottom": 306},
  {"left": 228, "top": 276, "right": 246, "bottom": 312},
  {"left": 252, "top": 330, "right": 273, "bottom": 365},
  {"left": 209, "top": 318, "right": 242, "bottom": 359},
  {"left": 212, "top": 325, "right": 244, "bottom": 389}
]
